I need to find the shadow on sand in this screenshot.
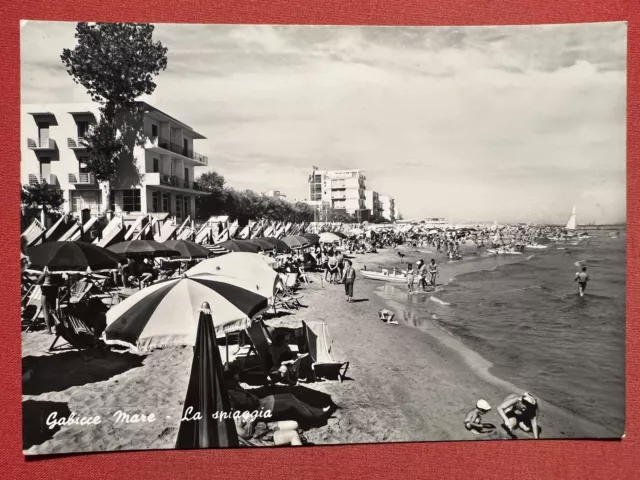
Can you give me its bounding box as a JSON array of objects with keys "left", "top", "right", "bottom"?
[
  {"left": 22, "top": 400, "right": 71, "bottom": 451},
  {"left": 22, "top": 350, "right": 146, "bottom": 396}
]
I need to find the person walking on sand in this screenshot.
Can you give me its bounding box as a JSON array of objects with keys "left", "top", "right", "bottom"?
[
  {"left": 416, "top": 260, "right": 428, "bottom": 292},
  {"left": 406, "top": 263, "right": 415, "bottom": 292},
  {"left": 327, "top": 253, "right": 339, "bottom": 284},
  {"left": 574, "top": 266, "right": 589, "bottom": 298},
  {"left": 464, "top": 399, "right": 495, "bottom": 435},
  {"left": 428, "top": 259, "right": 438, "bottom": 287},
  {"left": 342, "top": 259, "right": 356, "bottom": 303},
  {"left": 36, "top": 266, "right": 62, "bottom": 335},
  {"left": 497, "top": 392, "right": 540, "bottom": 439}
]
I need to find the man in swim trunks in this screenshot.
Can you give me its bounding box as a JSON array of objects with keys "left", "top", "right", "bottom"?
[
  {"left": 416, "top": 260, "right": 428, "bottom": 292},
  {"left": 575, "top": 266, "right": 589, "bottom": 297},
  {"left": 497, "top": 392, "right": 540, "bottom": 439}
]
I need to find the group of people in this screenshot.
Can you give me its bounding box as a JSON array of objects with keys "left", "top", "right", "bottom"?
[
  {"left": 464, "top": 392, "right": 540, "bottom": 439},
  {"left": 404, "top": 259, "right": 438, "bottom": 292}
]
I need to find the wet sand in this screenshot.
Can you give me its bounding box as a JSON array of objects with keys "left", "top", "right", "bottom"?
[{"left": 22, "top": 245, "right": 615, "bottom": 455}]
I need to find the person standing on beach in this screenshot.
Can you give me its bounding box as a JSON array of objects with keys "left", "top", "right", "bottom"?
[
  {"left": 575, "top": 266, "right": 589, "bottom": 298},
  {"left": 327, "top": 253, "right": 339, "bottom": 284},
  {"left": 342, "top": 259, "right": 356, "bottom": 303},
  {"left": 428, "top": 259, "right": 438, "bottom": 287},
  {"left": 37, "top": 266, "right": 62, "bottom": 335},
  {"left": 406, "top": 263, "right": 415, "bottom": 292}
]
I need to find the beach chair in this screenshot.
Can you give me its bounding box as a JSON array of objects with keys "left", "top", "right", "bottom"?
[
  {"left": 61, "top": 279, "right": 94, "bottom": 304},
  {"left": 272, "top": 281, "right": 302, "bottom": 313},
  {"left": 49, "top": 308, "right": 102, "bottom": 355},
  {"left": 21, "top": 285, "right": 44, "bottom": 331},
  {"left": 302, "top": 320, "right": 349, "bottom": 382}
]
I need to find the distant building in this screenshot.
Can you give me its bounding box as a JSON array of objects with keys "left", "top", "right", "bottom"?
[
  {"left": 423, "top": 217, "right": 446, "bottom": 225},
  {"left": 21, "top": 101, "right": 210, "bottom": 223},
  {"left": 379, "top": 195, "right": 395, "bottom": 222},
  {"left": 307, "top": 169, "right": 368, "bottom": 221},
  {"left": 264, "top": 190, "right": 288, "bottom": 200},
  {"left": 364, "top": 191, "right": 383, "bottom": 220}
]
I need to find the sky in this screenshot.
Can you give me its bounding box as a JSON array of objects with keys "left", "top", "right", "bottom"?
[{"left": 21, "top": 21, "right": 627, "bottom": 224}]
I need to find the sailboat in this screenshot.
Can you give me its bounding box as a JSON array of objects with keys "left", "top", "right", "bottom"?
[{"left": 565, "top": 205, "right": 577, "bottom": 230}]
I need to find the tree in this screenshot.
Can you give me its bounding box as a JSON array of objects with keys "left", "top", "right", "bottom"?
[
  {"left": 21, "top": 183, "right": 65, "bottom": 224},
  {"left": 196, "top": 171, "right": 228, "bottom": 219},
  {"left": 61, "top": 23, "right": 168, "bottom": 212}
]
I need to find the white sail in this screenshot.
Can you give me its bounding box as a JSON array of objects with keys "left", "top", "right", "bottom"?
[{"left": 566, "top": 205, "right": 577, "bottom": 230}]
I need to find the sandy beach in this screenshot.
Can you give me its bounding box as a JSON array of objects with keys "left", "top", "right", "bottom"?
[{"left": 22, "top": 245, "right": 616, "bottom": 455}]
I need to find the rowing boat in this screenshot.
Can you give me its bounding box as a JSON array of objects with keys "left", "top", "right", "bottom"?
[
  {"left": 487, "top": 249, "right": 523, "bottom": 255},
  {"left": 360, "top": 270, "right": 408, "bottom": 283}
]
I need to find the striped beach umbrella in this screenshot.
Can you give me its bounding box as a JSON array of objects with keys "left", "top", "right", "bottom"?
[
  {"left": 205, "top": 244, "right": 229, "bottom": 256},
  {"left": 103, "top": 274, "right": 269, "bottom": 349}
]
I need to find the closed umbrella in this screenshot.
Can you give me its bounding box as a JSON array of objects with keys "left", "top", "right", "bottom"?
[
  {"left": 27, "top": 241, "right": 122, "bottom": 272},
  {"left": 109, "top": 240, "right": 180, "bottom": 258},
  {"left": 216, "top": 239, "right": 260, "bottom": 253},
  {"left": 282, "top": 235, "right": 310, "bottom": 250},
  {"left": 302, "top": 233, "right": 320, "bottom": 246},
  {"left": 103, "top": 273, "right": 269, "bottom": 348},
  {"left": 163, "top": 240, "right": 211, "bottom": 259},
  {"left": 175, "top": 303, "right": 238, "bottom": 449},
  {"left": 319, "top": 232, "right": 341, "bottom": 244}
]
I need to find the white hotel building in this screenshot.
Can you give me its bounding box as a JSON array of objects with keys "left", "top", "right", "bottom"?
[
  {"left": 307, "top": 169, "right": 368, "bottom": 219},
  {"left": 21, "top": 102, "right": 210, "bottom": 223}
]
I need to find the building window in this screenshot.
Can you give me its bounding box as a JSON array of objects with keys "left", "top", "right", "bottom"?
[
  {"left": 122, "top": 189, "right": 141, "bottom": 212},
  {"left": 162, "top": 193, "right": 170, "bottom": 213},
  {"left": 152, "top": 191, "right": 160, "bottom": 212},
  {"left": 176, "top": 195, "right": 183, "bottom": 219},
  {"left": 153, "top": 158, "right": 159, "bottom": 173},
  {"left": 151, "top": 124, "right": 158, "bottom": 138},
  {"left": 77, "top": 121, "right": 89, "bottom": 138}
]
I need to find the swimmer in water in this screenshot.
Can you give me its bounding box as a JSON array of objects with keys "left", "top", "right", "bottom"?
[{"left": 574, "top": 266, "right": 589, "bottom": 298}]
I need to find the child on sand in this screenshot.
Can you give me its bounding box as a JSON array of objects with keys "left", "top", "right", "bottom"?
[
  {"left": 464, "top": 399, "right": 494, "bottom": 435},
  {"left": 406, "top": 263, "right": 415, "bottom": 292},
  {"left": 378, "top": 309, "right": 398, "bottom": 325}
]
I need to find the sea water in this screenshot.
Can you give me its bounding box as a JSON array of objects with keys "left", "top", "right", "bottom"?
[{"left": 375, "top": 231, "right": 625, "bottom": 434}]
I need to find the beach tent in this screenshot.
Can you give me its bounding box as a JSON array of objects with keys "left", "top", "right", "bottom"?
[{"left": 104, "top": 273, "right": 270, "bottom": 348}]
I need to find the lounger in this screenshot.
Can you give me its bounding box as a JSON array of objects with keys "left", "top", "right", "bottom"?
[
  {"left": 302, "top": 320, "right": 349, "bottom": 382},
  {"left": 62, "top": 279, "right": 94, "bottom": 304},
  {"left": 49, "top": 308, "right": 102, "bottom": 354}
]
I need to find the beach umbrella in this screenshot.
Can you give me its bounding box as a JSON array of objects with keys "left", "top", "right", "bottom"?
[
  {"left": 176, "top": 303, "right": 238, "bottom": 449},
  {"left": 185, "top": 253, "right": 279, "bottom": 298},
  {"left": 302, "top": 233, "right": 320, "bottom": 246},
  {"left": 261, "top": 237, "right": 292, "bottom": 252},
  {"left": 282, "top": 235, "right": 310, "bottom": 249},
  {"left": 246, "top": 237, "right": 283, "bottom": 253},
  {"left": 319, "top": 232, "right": 342, "bottom": 244},
  {"left": 205, "top": 244, "right": 230, "bottom": 256},
  {"left": 333, "top": 232, "right": 348, "bottom": 239},
  {"left": 216, "top": 239, "right": 261, "bottom": 253},
  {"left": 163, "top": 240, "right": 211, "bottom": 259},
  {"left": 103, "top": 274, "right": 269, "bottom": 348},
  {"left": 109, "top": 240, "right": 180, "bottom": 258},
  {"left": 427, "top": 229, "right": 440, "bottom": 234},
  {"left": 27, "top": 241, "right": 123, "bottom": 272}
]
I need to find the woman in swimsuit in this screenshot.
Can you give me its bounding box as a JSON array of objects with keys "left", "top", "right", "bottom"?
[{"left": 497, "top": 392, "right": 540, "bottom": 439}]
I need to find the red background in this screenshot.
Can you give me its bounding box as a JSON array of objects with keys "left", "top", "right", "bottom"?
[{"left": 0, "top": 1, "right": 637, "bottom": 478}]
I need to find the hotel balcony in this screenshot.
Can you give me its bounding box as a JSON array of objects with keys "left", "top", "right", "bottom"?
[
  {"left": 145, "top": 172, "right": 207, "bottom": 193},
  {"left": 68, "top": 173, "right": 97, "bottom": 185},
  {"left": 27, "top": 138, "right": 56, "bottom": 150},
  {"left": 146, "top": 137, "right": 209, "bottom": 166},
  {"left": 67, "top": 137, "right": 88, "bottom": 150},
  {"left": 28, "top": 174, "right": 59, "bottom": 187}
]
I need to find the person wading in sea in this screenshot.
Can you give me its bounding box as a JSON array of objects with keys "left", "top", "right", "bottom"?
[
  {"left": 428, "top": 259, "right": 438, "bottom": 287},
  {"left": 575, "top": 266, "right": 589, "bottom": 298}
]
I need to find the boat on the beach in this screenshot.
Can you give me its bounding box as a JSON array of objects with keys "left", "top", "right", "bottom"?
[
  {"left": 525, "top": 245, "right": 548, "bottom": 250},
  {"left": 487, "top": 248, "right": 523, "bottom": 255},
  {"left": 360, "top": 270, "right": 408, "bottom": 283}
]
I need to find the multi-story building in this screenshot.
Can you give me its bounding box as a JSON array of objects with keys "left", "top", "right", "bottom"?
[
  {"left": 307, "top": 169, "right": 368, "bottom": 219},
  {"left": 364, "top": 191, "right": 383, "bottom": 220},
  {"left": 21, "top": 102, "right": 210, "bottom": 223},
  {"left": 379, "top": 194, "right": 396, "bottom": 222}
]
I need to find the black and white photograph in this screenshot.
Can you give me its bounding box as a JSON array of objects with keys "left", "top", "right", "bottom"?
[{"left": 20, "top": 20, "right": 626, "bottom": 455}]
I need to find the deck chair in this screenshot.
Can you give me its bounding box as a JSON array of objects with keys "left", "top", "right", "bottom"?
[
  {"left": 62, "top": 279, "right": 94, "bottom": 304},
  {"left": 302, "top": 320, "right": 349, "bottom": 382},
  {"left": 49, "top": 308, "right": 102, "bottom": 355},
  {"left": 22, "top": 285, "right": 44, "bottom": 331}
]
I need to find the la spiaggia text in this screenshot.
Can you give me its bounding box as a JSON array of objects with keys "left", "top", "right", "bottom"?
[{"left": 45, "top": 407, "right": 272, "bottom": 430}]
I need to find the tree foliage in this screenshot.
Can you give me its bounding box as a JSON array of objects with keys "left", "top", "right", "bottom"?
[
  {"left": 196, "top": 172, "right": 315, "bottom": 224},
  {"left": 21, "top": 183, "right": 65, "bottom": 215},
  {"left": 61, "top": 23, "right": 168, "bottom": 116},
  {"left": 61, "top": 23, "right": 168, "bottom": 188}
]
